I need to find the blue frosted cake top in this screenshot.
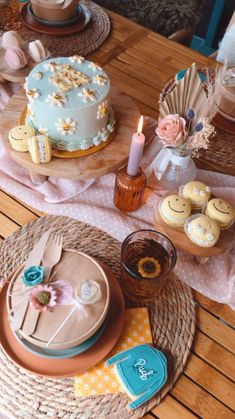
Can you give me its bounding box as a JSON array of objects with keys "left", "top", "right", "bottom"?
[{"left": 26, "top": 56, "right": 110, "bottom": 109}]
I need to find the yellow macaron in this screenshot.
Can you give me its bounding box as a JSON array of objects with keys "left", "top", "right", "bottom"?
[
  {"left": 182, "top": 181, "right": 211, "bottom": 209},
  {"left": 8, "top": 125, "right": 36, "bottom": 152},
  {"left": 185, "top": 214, "right": 220, "bottom": 247},
  {"left": 28, "top": 135, "right": 52, "bottom": 164},
  {"left": 205, "top": 198, "right": 234, "bottom": 228},
  {"left": 159, "top": 194, "right": 191, "bottom": 227}
]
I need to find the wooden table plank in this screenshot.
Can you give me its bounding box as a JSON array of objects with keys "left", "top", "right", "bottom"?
[
  {"left": 197, "top": 307, "right": 235, "bottom": 354},
  {"left": 171, "top": 375, "right": 234, "bottom": 419},
  {"left": 0, "top": 191, "right": 37, "bottom": 226},
  {"left": 193, "top": 330, "right": 235, "bottom": 381},
  {"left": 184, "top": 353, "right": 235, "bottom": 410},
  {"left": 151, "top": 394, "right": 197, "bottom": 419},
  {"left": 0, "top": 213, "right": 20, "bottom": 238},
  {"left": 195, "top": 292, "right": 235, "bottom": 328}
]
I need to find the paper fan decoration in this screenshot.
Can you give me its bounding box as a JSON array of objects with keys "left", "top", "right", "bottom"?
[{"left": 159, "top": 63, "right": 208, "bottom": 120}]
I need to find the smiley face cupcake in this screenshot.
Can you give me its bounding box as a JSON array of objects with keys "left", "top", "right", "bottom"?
[
  {"left": 159, "top": 194, "right": 191, "bottom": 227},
  {"left": 181, "top": 181, "right": 211, "bottom": 209},
  {"left": 185, "top": 214, "right": 220, "bottom": 247},
  {"left": 205, "top": 198, "right": 234, "bottom": 229},
  {"left": 8, "top": 125, "right": 36, "bottom": 152}
]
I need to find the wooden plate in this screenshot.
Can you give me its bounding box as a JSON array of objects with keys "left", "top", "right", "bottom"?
[
  {"left": 154, "top": 204, "right": 235, "bottom": 258},
  {"left": 0, "top": 263, "right": 125, "bottom": 377},
  {"left": 20, "top": 3, "right": 91, "bottom": 36}
]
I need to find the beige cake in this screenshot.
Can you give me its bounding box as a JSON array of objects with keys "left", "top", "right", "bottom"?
[{"left": 8, "top": 251, "right": 110, "bottom": 350}]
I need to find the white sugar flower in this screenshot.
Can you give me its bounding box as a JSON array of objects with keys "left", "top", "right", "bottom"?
[
  {"left": 39, "top": 126, "right": 48, "bottom": 136},
  {"left": 97, "top": 101, "right": 109, "bottom": 119},
  {"left": 88, "top": 62, "right": 102, "bottom": 72},
  {"left": 26, "top": 88, "right": 40, "bottom": 102},
  {"left": 78, "top": 88, "right": 96, "bottom": 102},
  {"left": 93, "top": 74, "right": 108, "bottom": 86},
  {"left": 98, "top": 128, "right": 109, "bottom": 141},
  {"left": 33, "top": 71, "right": 43, "bottom": 80},
  {"left": 69, "top": 55, "right": 85, "bottom": 64},
  {"left": 56, "top": 118, "right": 77, "bottom": 136},
  {"left": 27, "top": 105, "right": 34, "bottom": 120},
  {"left": 44, "top": 61, "right": 57, "bottom": 72},
  {"left": 46, "top": 92, "right": 68, "bottom": 107}
]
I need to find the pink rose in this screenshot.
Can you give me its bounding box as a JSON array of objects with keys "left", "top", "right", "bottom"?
[{"left": 156, "top": 114, "right": 186, "bottom": 147}]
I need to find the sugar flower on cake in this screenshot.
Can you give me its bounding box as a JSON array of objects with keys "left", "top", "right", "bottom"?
[
  {"left": 69, "top": 55, "right": 85, "bottom": 64},
  {"left": 29, "top": 284, "right": 57, "bottom": 312},
  {"left": 23, "top": 265, "right": 45, "bottom": 287},
  {"left": 26, "top": 88, "right": 40, "bottom": 102},
  {"left": 33, "top": 71, "right": 43, "bottom": 80},
  {"left": 39, "top": 126, "right": 49, "bottom": 136},
  {"left": 93, "top": 74, "right": 108, "bottom": 86},
  {"left": 44, "top": 61, "right": 57, "bottom": 72},
  {"left": 78, "top": 88, "right": 96, "bottom": 102},
  {"left": 97, "top": 101, "right": 109, "bottom": 119},
  {"left": 56, "top": 118, "right": 77, "bottom": 135},
  {"left": 46, "top": 92, "right": 68, "bottom": 107},
  {"left": 88, "top": 62, "right": 102, "bottom": 72},
  {"left": 27, "top": 105, "right": 35, "bottom": 120}
]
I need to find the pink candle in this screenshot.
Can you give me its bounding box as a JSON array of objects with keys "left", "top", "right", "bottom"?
[{"left": 127, "top": 116, "right": 145, "bottom": 177}]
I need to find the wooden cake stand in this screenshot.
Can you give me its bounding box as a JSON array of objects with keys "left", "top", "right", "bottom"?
[
  {"left": 0, "top": 87, "right": 142, "bottom": 184},
  {"left": 154, "top": 206, "right": 235, "bottom": 261}
]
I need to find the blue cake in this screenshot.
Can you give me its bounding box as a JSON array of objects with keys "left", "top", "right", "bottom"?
[{"left": 25, "top": 56, "right": 115, "bottom": 152}]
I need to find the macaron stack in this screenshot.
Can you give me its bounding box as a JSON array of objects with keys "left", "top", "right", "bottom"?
[
  {"left": 157, "top": 180, "right": 234, "bottom": 248},
  {"left": 1, "top": 30, "right": 50, "bottom": 71}
]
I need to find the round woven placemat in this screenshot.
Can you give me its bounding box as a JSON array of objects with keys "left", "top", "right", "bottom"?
[
  {"left": 0, "top": 216, "right": 195, "bottom": 419},
  {"left": 0, "top": 0, "right": 111, "bottom": 57}
]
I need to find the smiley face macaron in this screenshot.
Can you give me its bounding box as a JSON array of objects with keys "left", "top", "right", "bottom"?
[
  {"left": 185, "top": 214, "right": 220, "bottom": 247},
  {"left": 181, "top": 181, "right": 211, "bottom": 209},
  {"left": 159, "top": 194, "right": 191, "bottom": 227},
  {"left": 205, "top": 198, "right": 234, "bottom": 228},
  {"left": 8, "top": 125, "right": 36, "bottom": 152}
]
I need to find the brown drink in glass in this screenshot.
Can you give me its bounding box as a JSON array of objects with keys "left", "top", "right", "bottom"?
[{"left": 121, "top": 230, "right": 177, "bottom": 303}]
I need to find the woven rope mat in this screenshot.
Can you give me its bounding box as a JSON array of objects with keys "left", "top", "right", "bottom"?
[
  {"left": 0, "top": 1, "right": 111, "bottom": 57},
  {"left": 0, "top": 216, "right": 196, "bottom": 419}
]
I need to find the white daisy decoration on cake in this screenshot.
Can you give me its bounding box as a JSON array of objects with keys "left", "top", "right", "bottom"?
[
  {"left": 93, "top": 74, "right": 108, "bottom": 86},
  {"left": 26, "top": 88, "right": 40, "bottom": 102},
  {"left": 69, "top": 55, "right": 85, "bottom": 64},
  {"left": 97, "top": 101, "right": 109, "bottom": 119},
  {"left": 44, "top": 61, "right": 57, "bottom": 72},
  {"left": 39, "top": 126, "right": 49, "bottom": 136},
  {"left": 88, "top": 62, "right": 102, "bottom": 72},
  {"left": 97, "top": 128, "right": 109, "bottom": 142},
  {"left": 56, "top": 118, "right": 77, "bottom": 136},
  {"left": 78, "top": 88, "right": 96, "bottom": 102},
  {"left": 46, "top": 92, "right": 68, "bottom": 107},
  {"left": 33, "top": 71, "right": 43, "bottom": 80},
  {"left": 27, "top": 105, "right": 34, "bottom": 120}
]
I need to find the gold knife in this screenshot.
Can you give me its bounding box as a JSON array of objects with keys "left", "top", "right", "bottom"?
[{"left": 11, "top": 230, "right": 51, "bottom": 331}]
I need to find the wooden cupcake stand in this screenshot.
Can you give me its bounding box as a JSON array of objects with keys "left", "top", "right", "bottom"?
[{"left": 0, "top": 87, "right": 141, "bottom": 184}]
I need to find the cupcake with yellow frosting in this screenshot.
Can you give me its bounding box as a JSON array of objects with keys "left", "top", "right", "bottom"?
[
  {"left": 185, "top": 214, "right": 220, "bottom": 247},
  {"left": 159, "top": 194, "right": 191, "bottom": 227},
  {"left": 181, "top": 181, "right": 210, "bottom": 209},
  {"left": 205, "top": 198, "right": 234, "bottom": 229}
]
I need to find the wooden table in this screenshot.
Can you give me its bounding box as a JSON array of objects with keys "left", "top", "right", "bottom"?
[{"left": 0, "top": 10, "right": 234, "bottom": 419}]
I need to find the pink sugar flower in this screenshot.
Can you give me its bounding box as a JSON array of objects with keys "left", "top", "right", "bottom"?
[
  {"left": 29, "top": 284, "right": 57, "bottom": 312},
  {"left": 156, "top": 114, "right": 186, "bottom": 147}
]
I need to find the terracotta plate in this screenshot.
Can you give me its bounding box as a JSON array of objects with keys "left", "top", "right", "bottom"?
[
  {"left": 20, "top": 3, "right": 91, "bottom": 36},
  {"left": 0, "top": 264, "right": 125, "bottom": 377}
]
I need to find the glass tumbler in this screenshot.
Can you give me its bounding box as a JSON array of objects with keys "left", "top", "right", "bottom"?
[{"left": 120, "top": 230, "right": 177, "bottom": 303}]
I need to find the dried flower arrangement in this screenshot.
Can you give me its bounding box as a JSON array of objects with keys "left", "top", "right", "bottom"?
[{"left": 157, "top": 63, "right": 221, "bottom": 157}]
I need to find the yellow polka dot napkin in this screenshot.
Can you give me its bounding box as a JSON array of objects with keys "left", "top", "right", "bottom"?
[{"left": 75, "top": 307, "right": 152, "bottom": 396}]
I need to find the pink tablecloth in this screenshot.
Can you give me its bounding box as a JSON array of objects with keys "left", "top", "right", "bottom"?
[{"left": 0, "top": 83, "right": 235, "bottom": 308}]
